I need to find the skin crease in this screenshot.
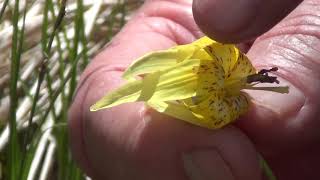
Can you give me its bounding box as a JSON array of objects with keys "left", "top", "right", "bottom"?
[{"left": 68, "top": 0, "right": 320, "bottom": 179}]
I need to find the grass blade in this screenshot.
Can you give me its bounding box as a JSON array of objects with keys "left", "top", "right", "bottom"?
[
  {"left": 20, "top": 0, "right": 67, "bottom": 179},
  {"left": 8, "top": 0, "right": 23, "bottom": 179},
  {"left": 0, "top": 0, "right": 9, "bottom": 23},
  {"left": 260, "top": 155, "right": 277, "bottom": 180}
]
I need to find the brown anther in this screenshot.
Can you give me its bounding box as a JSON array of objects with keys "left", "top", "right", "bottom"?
[
  {"left": 247, "top": 67, "right": 280, "bottom": 84},
  {"left": 258, "top": 67, "right": 278, "bottom": 75}
]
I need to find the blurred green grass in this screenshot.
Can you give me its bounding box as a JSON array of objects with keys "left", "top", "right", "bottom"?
[{"left": 0, "top": 0, "right": 142, "bottom": 179}]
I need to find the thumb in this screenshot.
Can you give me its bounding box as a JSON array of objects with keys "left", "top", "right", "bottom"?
[{"left": 193, "top": 0, "right": 302, "bottom": 43}]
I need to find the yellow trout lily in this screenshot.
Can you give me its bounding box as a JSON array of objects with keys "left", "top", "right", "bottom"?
[{"left": 90, "top": 36, "right": 289, "bottom": 129}]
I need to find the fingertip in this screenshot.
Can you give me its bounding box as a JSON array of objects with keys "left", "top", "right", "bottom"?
[
  {"left": 192, "top": 0, "right": 302, "bottom": 43},
  {"left": 193, "top": 0, "right": 260, "bottom": 43}
]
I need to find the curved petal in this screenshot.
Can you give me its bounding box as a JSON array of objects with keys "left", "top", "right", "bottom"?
[
  {"left": 185, "top": 93, "right": 250, "bottom": 128},
  {"left": 90, "top": 79, "right": 143, "bottom": 111},
  {"left": 227, "top": 53, "right": 256, "bottom": 81},
  {"left": 187, "top": 94, "right": 233, "bottom": 128},
  {"left": 147, "top": 101, "right": 215, "bottom": 129},
  {"left": 204, "top": 43, "right": 240, "bottom": 77},
  {"left": 192, "top": 36, "right": 216, "bottom": 48},
  {"left": 90, "top": 59, "right": 201, "bottom": 111},
  {"left": 193, "top": 37, "right": 255, "bottom": 83},
  {"left": 223, "top": 94, "right": 250, "bottom": 121},
  {"left": 195, "top": 59, "right": 224, "bottom": 97},
  {"left": 146, "top": 59, "right": 200, "bottom": 102},
  {"left": 122, "top": 45, "right": 197, "bottom": 79},
  {"left": 148, "top": 94, "right": 250, "bottom": 129}
]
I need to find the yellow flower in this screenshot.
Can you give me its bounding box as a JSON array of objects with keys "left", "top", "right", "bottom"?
[{"left": 90, "top": 36, "right": 289, "bottom": 129}]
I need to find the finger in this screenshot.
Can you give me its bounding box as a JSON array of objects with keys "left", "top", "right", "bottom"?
[
  {"left": 236, "top": 0, "right": 320, "bottom": 178},
  {"left": 69, "top": 1, "right": 261, "bottom": 179},
  {"left": 193, "top": 0, "right": 302, "bottom": 43}
]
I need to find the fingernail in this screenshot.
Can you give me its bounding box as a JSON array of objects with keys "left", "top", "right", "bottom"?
[
  {"left": 194, "top": 0, "right": 259, "bottom": 33},
  {"left": 183, "top": 149, "right": 235, "bottom": 180}
]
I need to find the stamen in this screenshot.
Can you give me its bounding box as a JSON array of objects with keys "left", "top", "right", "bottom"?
[
  {"left": 258, "top": 67, "right": 278, "bottom": 75},
  {"left": 243, "top": 67, "right": 289, "bottom": 94},
  {"left": 244, "top": 85, "right": 289, "bottom": 94},
  {"left": 246, "top": 67, "right": 280, "bottom": 84}
]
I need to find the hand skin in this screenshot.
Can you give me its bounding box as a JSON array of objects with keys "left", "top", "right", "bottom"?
[{"left": 69, "top": 0, "right": 320, "bottom": 179}]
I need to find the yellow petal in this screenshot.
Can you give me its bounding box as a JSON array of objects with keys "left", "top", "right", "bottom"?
[
  {"left": 90, "top": 59, "right": 201, "bottom": 111},
  {"left": 90, "top": 80, "right": 143, "bottom": 111},
  {"left": 192, "top": 36, "right": 216, "bottom": 48},
  {"left": 187, "top": 94, "right": 232, "bottom": 128},
  {"left": 195, "top": 59, "right": 225, "bottom": 97},
  {"left": 224, "top": 94, "right": 249, "bottom": 121},
  {"left": 146, "top": 59, "right": 200, "bottom": 102},
  {"left": 122, "top": 45, "right": 198, "bottom": 79},
  {"left": 122, "top": 37, "right": 216, "bottom": 80},
  {"left": 204, "top": 44, "right": 239, "bottom": 76},
  {"left": 149, "top": 94, "right": 250, "bottom": 129},
  {"left": 147, "top": 101, "right": 215, "bottom": 128},
  {"left": 227, "top": 53, "right": 256, "bottom": 81},
  {"left": 193, "top": 36, "right": 254, "bottom": 81}
]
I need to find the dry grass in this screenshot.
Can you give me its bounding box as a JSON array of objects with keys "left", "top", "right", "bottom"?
[{"left": 0, "top": 0, "right": 142, "bottom": 179}]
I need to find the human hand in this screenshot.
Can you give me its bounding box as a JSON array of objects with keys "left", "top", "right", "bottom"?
[{"left": 69, "top": 0, "right": 320, "bottom": 179}]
